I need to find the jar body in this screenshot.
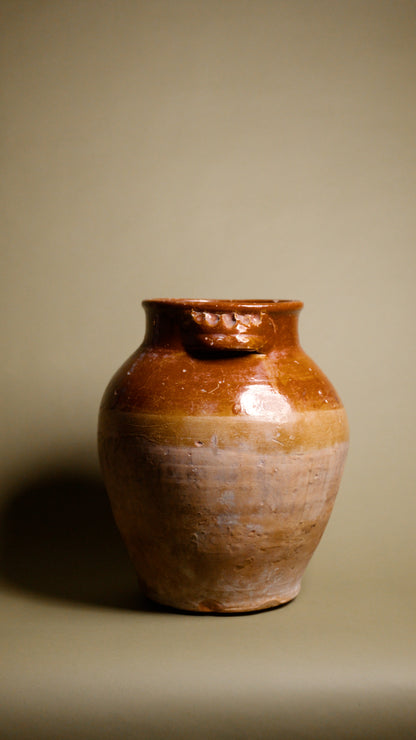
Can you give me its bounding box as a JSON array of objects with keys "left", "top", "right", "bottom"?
[{"left": 98, "top": 300, "right": 349, "bottom": 612}]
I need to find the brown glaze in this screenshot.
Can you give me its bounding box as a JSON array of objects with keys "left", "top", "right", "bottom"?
[{"left": 98, "top": 299, "right": 349, "bottom": 612}]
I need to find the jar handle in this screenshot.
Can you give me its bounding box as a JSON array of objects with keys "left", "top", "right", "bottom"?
[{"left": 183, "top": 309, "right": 274, "bottom": 353}]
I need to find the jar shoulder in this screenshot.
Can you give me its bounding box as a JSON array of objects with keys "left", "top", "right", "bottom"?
[{"left": 99, "top": 345, "right": 346, "bottom": 420}]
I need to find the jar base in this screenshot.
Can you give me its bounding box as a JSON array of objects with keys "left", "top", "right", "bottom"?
[{"left": 142, "top": 583, "right": 302, "bottom": 614}]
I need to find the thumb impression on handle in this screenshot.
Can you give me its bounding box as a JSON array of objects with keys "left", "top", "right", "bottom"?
[{"left": 183, "top": 309, "right": 275, "bottom": 353}]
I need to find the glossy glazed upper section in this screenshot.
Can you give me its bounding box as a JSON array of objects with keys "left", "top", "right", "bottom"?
[
  {"left": 101, "top": 345, "right": 344, "bottom": 417},
  {"left": 142, "top": 299, "right": 303, "bottom": 353},
  {"left": 99, "top": 298, "right": 346, "bottom": 420}
]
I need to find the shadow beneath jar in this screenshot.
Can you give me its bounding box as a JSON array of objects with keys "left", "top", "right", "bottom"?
[
  {"left": 0, "top": 464, "right": 166, "bottom": 613},
  {"left": 0, "top": 462, "right": 294, "bottom": 618}
]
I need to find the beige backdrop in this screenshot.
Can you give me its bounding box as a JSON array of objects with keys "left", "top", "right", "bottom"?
[{"left": 1, "top": 1, "right": 415, "bottom": 738}]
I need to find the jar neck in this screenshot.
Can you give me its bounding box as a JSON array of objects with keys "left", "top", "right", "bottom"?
[{"left": 142, "top": 299, "right": 303, "bottom": 354}]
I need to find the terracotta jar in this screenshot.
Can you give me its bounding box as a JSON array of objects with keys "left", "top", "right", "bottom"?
[{"left": 98, "top": 299, "right": 348, "bottom": 613}]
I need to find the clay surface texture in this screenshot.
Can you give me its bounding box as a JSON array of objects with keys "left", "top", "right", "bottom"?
[{"left": 98, "top": 299, "right": 349, "bottom": 613}]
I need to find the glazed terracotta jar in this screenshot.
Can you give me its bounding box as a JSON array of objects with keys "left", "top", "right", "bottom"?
[{"left": 98, "top": 299, "right": 348, "bottom": 613}]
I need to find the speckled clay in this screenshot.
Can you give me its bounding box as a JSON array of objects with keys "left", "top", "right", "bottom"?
[{"left": 98, "top": 299, "right": 349, "bottom": 613}]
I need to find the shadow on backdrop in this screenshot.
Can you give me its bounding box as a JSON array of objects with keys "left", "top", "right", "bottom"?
[
  {"left": 0, "top": 462, "right": 291, "bottom": 618},
  {"left": 0, "top": 463, "right": 166, "bottom": 612}
]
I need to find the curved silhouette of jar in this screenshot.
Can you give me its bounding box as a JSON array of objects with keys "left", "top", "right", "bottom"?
[{"left": 98, "top": 299, "right": 348, "bottom": 613}]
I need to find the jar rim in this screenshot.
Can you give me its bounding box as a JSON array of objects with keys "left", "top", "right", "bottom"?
[{"left": 142, "top": 298, "right": 303, "bottom": 312}]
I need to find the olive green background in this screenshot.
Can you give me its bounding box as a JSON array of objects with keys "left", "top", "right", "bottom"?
[{"left": 1, "top": 1, "right": 415, "bottom": 737}]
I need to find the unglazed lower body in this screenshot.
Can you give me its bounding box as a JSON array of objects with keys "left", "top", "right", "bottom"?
[{"left": 99, "top": 410, "right": 348, "bottom": 613}]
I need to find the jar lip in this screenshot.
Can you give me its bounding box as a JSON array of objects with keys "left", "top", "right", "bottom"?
[{"left": 142, "top": 298, "right": 303, "bottom": 312}]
